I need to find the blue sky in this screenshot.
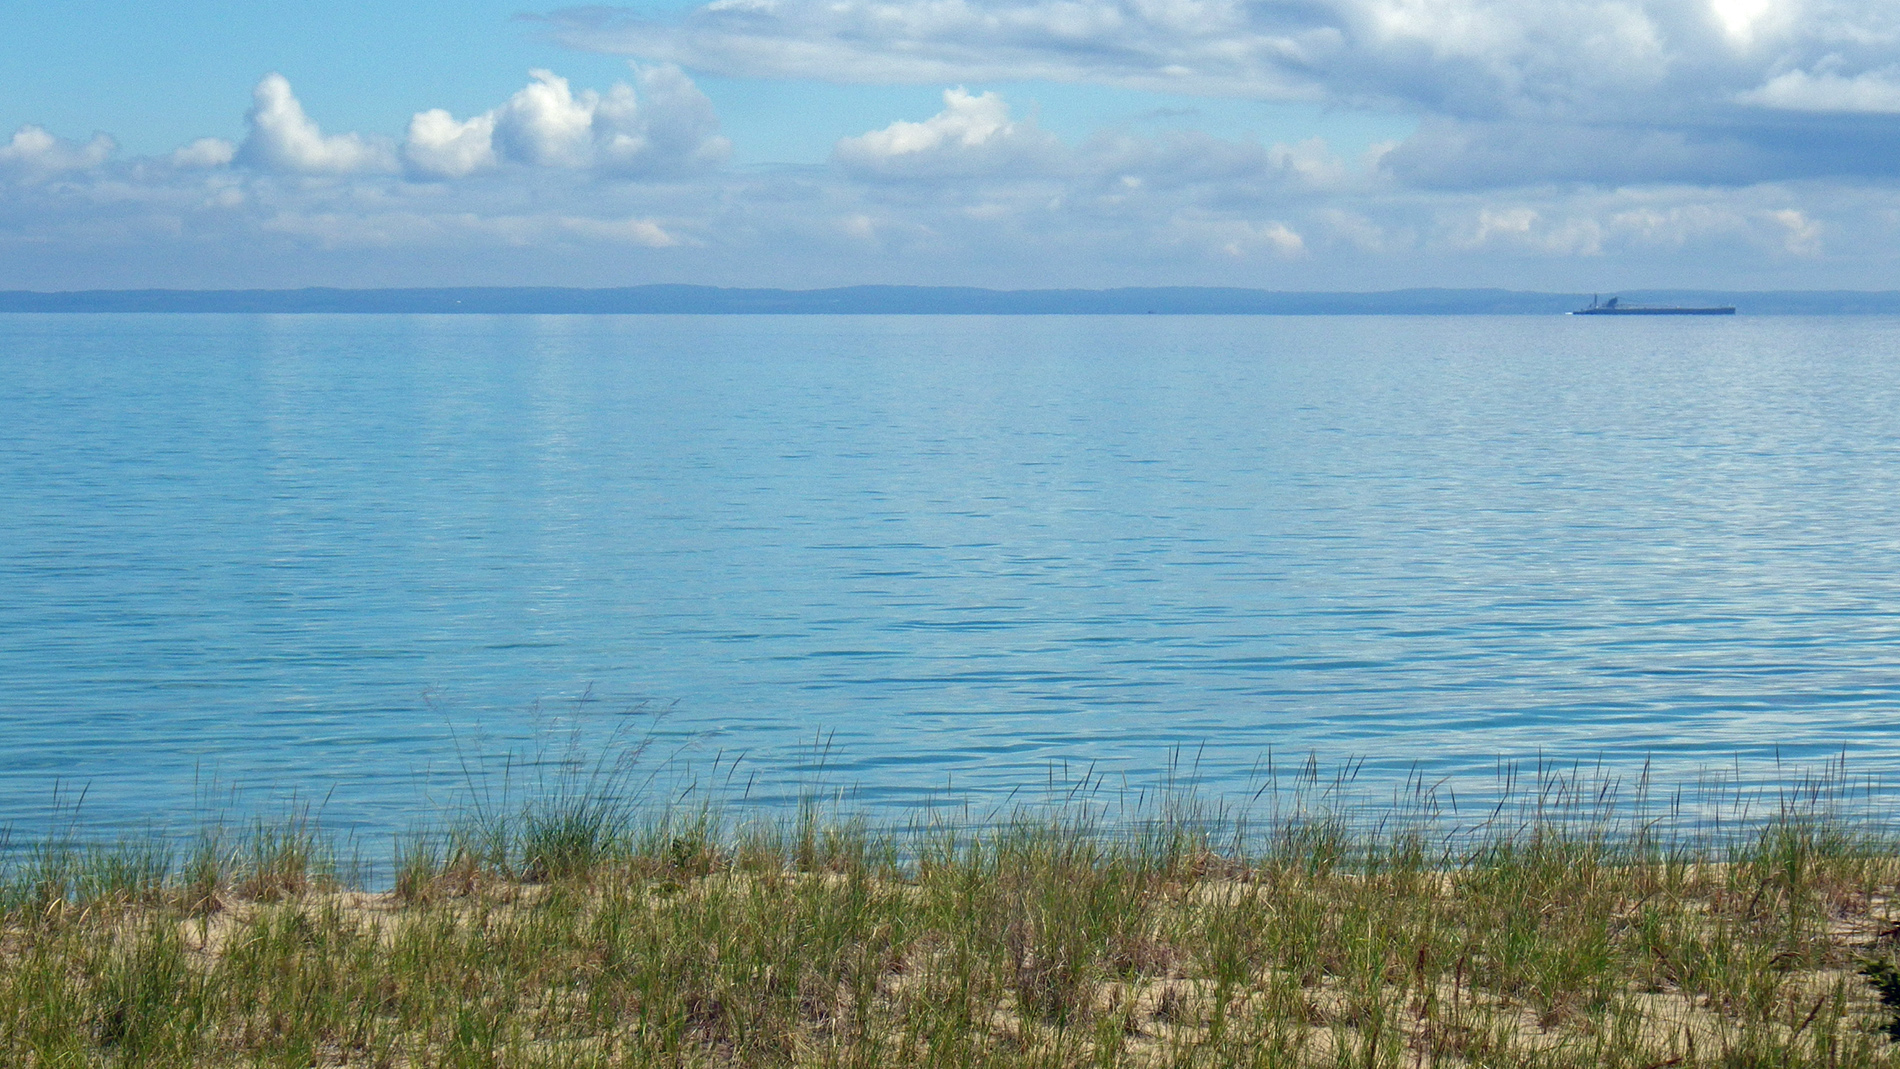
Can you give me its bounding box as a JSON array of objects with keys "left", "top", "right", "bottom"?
[{"left": 4, "top": 0, "right": 1899, "bottom": 290}]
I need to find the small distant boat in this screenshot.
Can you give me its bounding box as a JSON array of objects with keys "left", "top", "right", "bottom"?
[{"left": 1572, "top": 295, "right": 1735, "bottom": 316}]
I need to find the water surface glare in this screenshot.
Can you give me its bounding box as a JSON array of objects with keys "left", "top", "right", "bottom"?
[{"left": 3, "top": 314, "right": 1899, "bottom": 838}]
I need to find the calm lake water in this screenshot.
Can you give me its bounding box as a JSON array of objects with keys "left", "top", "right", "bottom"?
[{"left": 3, "top": 313, "right": 1899, "bottom": 844}]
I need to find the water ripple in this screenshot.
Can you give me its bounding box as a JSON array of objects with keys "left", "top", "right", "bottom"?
[{"left": 3, "top": 313, "right": 1900, "bottom": 840}]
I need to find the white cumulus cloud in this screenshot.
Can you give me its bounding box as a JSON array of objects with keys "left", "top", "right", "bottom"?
[
  {"left": 238, "top": 74, "right": 398, "bottom": 174},
  {"left": 0, "top": 125, "right": 116, "bottom": 181},
  {"left": 403, "top": 67, "right": 730, "bottom": 180},
  {"left": 835, "top": 88, "right": 1062, "bottom": 176},
  {"left": 494, "top": 70, "right": 599, "bottom": 167},
  {"left": 845, "top": 88, "right": 1014, "bottom": 156},
  {"left": 404, "top": 110, "right": 498, "bottom": 179}
]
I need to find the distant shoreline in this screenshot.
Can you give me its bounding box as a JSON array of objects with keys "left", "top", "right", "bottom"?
[{"left": 6, "top": 285, "right": 1900, "bottom": 315}]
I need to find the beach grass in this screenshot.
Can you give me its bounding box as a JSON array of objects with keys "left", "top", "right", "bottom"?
[{"left": 6, "top": 761, "right": 1900, "bottom": 1066}]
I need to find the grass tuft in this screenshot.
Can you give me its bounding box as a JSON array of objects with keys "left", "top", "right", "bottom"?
[{"left": 5, "top": 758, "right": 1900, "bottom": 1066}]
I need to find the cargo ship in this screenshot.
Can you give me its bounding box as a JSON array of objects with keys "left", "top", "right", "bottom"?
[{"left": 1572, "top": 295, "right": 1735, "bottom": 315}]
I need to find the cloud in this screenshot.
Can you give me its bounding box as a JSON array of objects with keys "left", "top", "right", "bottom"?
[
  {"left": 238, "top": 74, "right": 398, "bottom": 174},
  {"left": 169, "top": 137, "right": 237, "bottom": 169},
  {"left": 0, "top": 125, "right": 116, "bottom": 181},
  {"left": 1172, "top": 217, "right": 1307, "bottom": 258},
  {"left": 1461, "top": 206, "right": 1603, "bottom": 255},
  {"left": 404, "top": 67, "right": 730, "bottom": 180},
  {"left": 1769, "top": 206, "right": 1822, "bottom": 255},
  {"left": 597, "top": 64, "right": 731, "bottom": 176},
  {"left": 544, "top": 0, "right": 1900, "bottom": 186},
  {"left": 832, "top": 88, "right": 1364, "bottom": 203},
  {"left": 1079, "top": 131, "right": 1359, "bottom": 195},
  {"left": 541, "top": 0, "right": 1362, "bottom": 102},
  {"left": 536, "top": 0, "right": 1698, "bottom": 115},
  {"left": 1740, "top": 68, "right": 1900, "bottom": 114},
  {"left": 796, "top": 90, "right": 1368, "bottom": 274},
  {"left": 1378, "top": 118, "right": 1770, "bottom": 188},
  {"left": 555, "top": 215, "right": 680, "bottom": 245},
  {"left": 1434, "top": 190, "right": 1842, "bottom": 261},
  {"left": 834, "top": 88, "right": 1062, "bottom": 176},
  {"left": 493, "top": 70, "right": 599, "bottom": 167},
  {"left": 250, "top": 207, "right": 682, "bottom": 250},
  {"left": 842, "top": 89, "right": 1018, "bottom": 157},
  {"left": 1313, "top": 207, "right": 1396, "bottom": 252},
  {"left": 405, "top": 110, "right": 498, "bottom": 179},
  {"left": 1397, "top": 112, "right": 1900, "bottom": 190}
]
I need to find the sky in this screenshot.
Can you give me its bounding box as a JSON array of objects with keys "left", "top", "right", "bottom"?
[{"left": 4, "top": 0, "right": 1900, "bottom": 291}]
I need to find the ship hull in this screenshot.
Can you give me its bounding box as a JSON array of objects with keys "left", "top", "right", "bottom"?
[{"left": 1572, "top": 306, "right": 1735, "bottom": 315}]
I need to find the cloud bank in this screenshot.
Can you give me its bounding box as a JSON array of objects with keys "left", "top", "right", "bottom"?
[
  {"left": 1, "top": 42, "right": 1898, "bottom": 290},
  {"left": 540, "top": 0, "right": 1900, "bottom": 118},
  {"left": 543, "top": 0, "right": 1900, "bottom": 187}
]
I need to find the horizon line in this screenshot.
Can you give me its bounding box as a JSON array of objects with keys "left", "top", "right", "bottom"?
[{"left": 5, "top": 284, "right": 1899, "bottom": 315}]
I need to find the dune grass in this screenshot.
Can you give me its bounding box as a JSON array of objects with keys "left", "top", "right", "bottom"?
[{"left": 6, "top": 761, "right": 1900, "bottom": 1067}]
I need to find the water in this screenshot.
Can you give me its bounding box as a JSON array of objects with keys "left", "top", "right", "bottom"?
[{"left": 3, "top": 313, "right": 1899, "bottom": 843}]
